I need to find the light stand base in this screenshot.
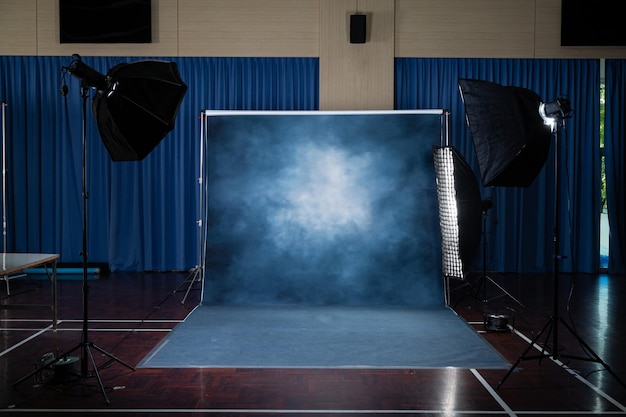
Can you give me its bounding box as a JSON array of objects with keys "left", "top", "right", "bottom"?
[
  {"left": 497, "top": 315, "right": 626, "bottom": 390},
  {"left": 453, "top": 206, "right": 525, "bottom": 310},
  {"left": 453, "top": 273, "right": 525, "bottom": 309},
  {"left": 475, "top": 273, "right": 525, "bottom": 307},
  {"left": 499, "top": 118, "right": 625, "bottom": 391},
  {"left": 13, "top": 341, "right": 135, "bottom": 404},
  {"left": 173, "top": 266, "right": 202, "bottom": 305},
  {"left": 12, "top": 78, "right": 135, "bottom": 405}
]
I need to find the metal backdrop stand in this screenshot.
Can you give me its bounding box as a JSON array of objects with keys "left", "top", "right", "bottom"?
[
  {"left": 14, "top": 82, "right": 135, "bottom": 404},
  {"left": 173, "top": 111, "right": 207, "bottom": 305},
  {"left": 1, "top": 101, "right": 6, "bottom": 253},
  {"left": 497, "top": 117, "right": 625, "bottom": 390}
]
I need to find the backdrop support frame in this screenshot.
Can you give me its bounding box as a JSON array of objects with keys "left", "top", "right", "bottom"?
[{"left": 173, "top": 111, "right": 207, "bottom": 305}]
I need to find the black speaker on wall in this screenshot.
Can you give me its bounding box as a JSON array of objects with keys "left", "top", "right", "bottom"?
[{"left": 350, "top": 14, "right": 366, "bottom": 44}]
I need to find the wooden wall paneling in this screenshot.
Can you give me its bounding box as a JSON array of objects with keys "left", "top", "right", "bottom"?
[
  {"left": 395, "top": 0, "right": 536, "bottom": 58},
  {"left": 177, "top": 0, "right": 319, "bottom": 57},
  {"left": 0, "top": 0, "right": 37, "bottom": 56},
  {"left": 319, "top": 0, "right": 395, "bottom": 110},
  {"left": 1, "top": 1, "right": 625, "bottom": 61}
]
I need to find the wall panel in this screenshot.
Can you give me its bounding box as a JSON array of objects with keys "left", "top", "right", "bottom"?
[
  {"left": 0, "top": 0, "right": 37, "bottom": 56},
  {"left": 319, "top": 0, "right": 394, "bottom": 110},
  {"left": 178, "top": 0, "right": 319, "bottom": 57},
  {"left": 395, "top": 0, "right": 536, "bottom": 58},
  {"left": 1, "top": 0, "right": 625, "bottom": 58}
]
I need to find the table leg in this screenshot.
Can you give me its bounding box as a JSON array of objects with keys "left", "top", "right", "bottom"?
[{"left": 52, "top": 260, "right": 57, "bottom": 330}]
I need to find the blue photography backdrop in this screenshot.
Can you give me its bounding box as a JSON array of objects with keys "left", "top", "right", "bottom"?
[{"left": 203, "top": 111, "right": 446, "bottom": 307}]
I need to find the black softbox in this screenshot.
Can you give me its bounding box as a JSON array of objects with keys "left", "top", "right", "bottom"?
[
  {"left": 92, "top": 60, "right": 188, "bottom": 161},
  {"left": 433, "top": 146, "right": 483, "bottom": 280},
  {"left": 458, "top": 78, "right": 551, "bottom": 187}
]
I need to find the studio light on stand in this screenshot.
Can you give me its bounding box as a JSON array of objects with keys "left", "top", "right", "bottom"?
[
  {"left": 500, "top": 92, "right": 624, "bottom": 389},
  {"left": 433, "top": 145, "right": 483, "bottom": 305},
  {"left": 13, "top": 54, "right": 187, "bottom": 403},
  {"left": 456, "top": 78, "right": 554, "bottom": 310},
  {"left": 457, "top": 78, "right": 624, "bottom": 389},
  {"left": 432, "top": 142, "right": 522, "bottom": 315}
]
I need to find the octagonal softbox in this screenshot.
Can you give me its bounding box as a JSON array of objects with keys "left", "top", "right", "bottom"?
[
  {"left": 458, "top": 78, "right": 551, "bottom": 187},
  {"left": 92, "top": 60, "right": 188, "bottom": 161}
]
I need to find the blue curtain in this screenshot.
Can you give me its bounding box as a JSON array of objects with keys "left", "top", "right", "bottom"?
[
  {"left": 396, "top": 58, "right": 600, "bottom": 273},
  {"left": 0, "top": 56, "right": 319, "bottom": 271},
  {"left": 0, "top": 56, "right": 604, "bottom": 274},
  {"left": 605, "top": 60, "right": 626, "bottom": 274}
]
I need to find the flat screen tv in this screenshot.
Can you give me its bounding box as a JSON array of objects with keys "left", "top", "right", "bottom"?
[
  {"left": 561, "top": 0, "right": 626, "bottom": 46},
  {"left": 59, "top": 0, "right": 152, "bottom": 44}
]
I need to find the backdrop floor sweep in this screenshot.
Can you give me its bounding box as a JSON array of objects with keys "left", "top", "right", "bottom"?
[{"left": 138, "top": 305, "right": 509, "bottom": 369}]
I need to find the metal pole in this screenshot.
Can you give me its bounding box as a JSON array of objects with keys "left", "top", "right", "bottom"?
[{"left": 1, "top": 102, "right": 7, "bottom": 253}]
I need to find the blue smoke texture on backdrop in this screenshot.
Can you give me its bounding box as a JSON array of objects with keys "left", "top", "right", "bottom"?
[{"left": 205, "top": 113, "right": 444, "bottom": 307}]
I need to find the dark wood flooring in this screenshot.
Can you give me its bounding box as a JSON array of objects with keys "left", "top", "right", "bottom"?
[{"left": 2, "top": 270, "right": 626, "bottom": 416}]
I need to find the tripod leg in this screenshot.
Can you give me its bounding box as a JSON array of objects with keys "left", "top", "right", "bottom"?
[
  {"left": 451, "top": 279, "right": 478, "bottom": 308},
  {"left": 557, "top": 318, "right": 626, "bottom": 389},
  {"left": 90, "top": 343, "right": 136, "bottom": 372},
  {"left": 173, "top": 267, "right": 202, "bottom": 305},
  {"left": 181, "top": 269, "right": 199, "bottom": 304},
  {"left": 85, "top": 345, "right": 110, "bottom": 404},
  {"left": 497, "top": 318, "right": 553, "bottom": 389},
  {"left": 484, "top": 275, "right": 525, "bottom": 308},
  {"left": 471, "top": 274, "right": 486, "bottom": 299}
]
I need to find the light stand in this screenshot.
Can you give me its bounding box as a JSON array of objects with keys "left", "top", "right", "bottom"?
[
  {"left": 497, "top": 114, "right": 625, "bottom": 390},
  {"left": 466, "top": 198, "right": 524, "bottom": 308},
  {"left": 13, "top": 79, "right": 135, "bottom": 404},
  {"left": 13, "top": 54, "right": 186, "bottom": 403},
  {"left": 453, "top": 197, "right": 526, "bottom": 308}
]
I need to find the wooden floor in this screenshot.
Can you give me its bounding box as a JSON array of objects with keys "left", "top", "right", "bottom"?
[{"left": 1, "top": 270, "right": 626, "bottom": 416}]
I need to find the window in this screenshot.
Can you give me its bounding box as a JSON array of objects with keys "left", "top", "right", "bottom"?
[{"left": 600, "top": 60, "right": 609, "bottom": 270}]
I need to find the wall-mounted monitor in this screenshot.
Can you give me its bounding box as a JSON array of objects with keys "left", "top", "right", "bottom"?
[
  {"left": 59, "top": 0, "right": 152, "bottom": 44},
  {"left": 561, "top": 0, "right": 626, "bottom": 46}
]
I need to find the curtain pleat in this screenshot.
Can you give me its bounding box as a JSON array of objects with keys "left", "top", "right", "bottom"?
[
  {"left": 396, "top": 58, "right": 600, "bottom": 273},
  {"left": 0, "top": 56, "right": 319, "bottom": 271},
  {"left": 605, "top": 60, "right": 626, "bottom": 274},
  {"left": 0, "top": 55, "right": 607, "bottom": 273}
]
